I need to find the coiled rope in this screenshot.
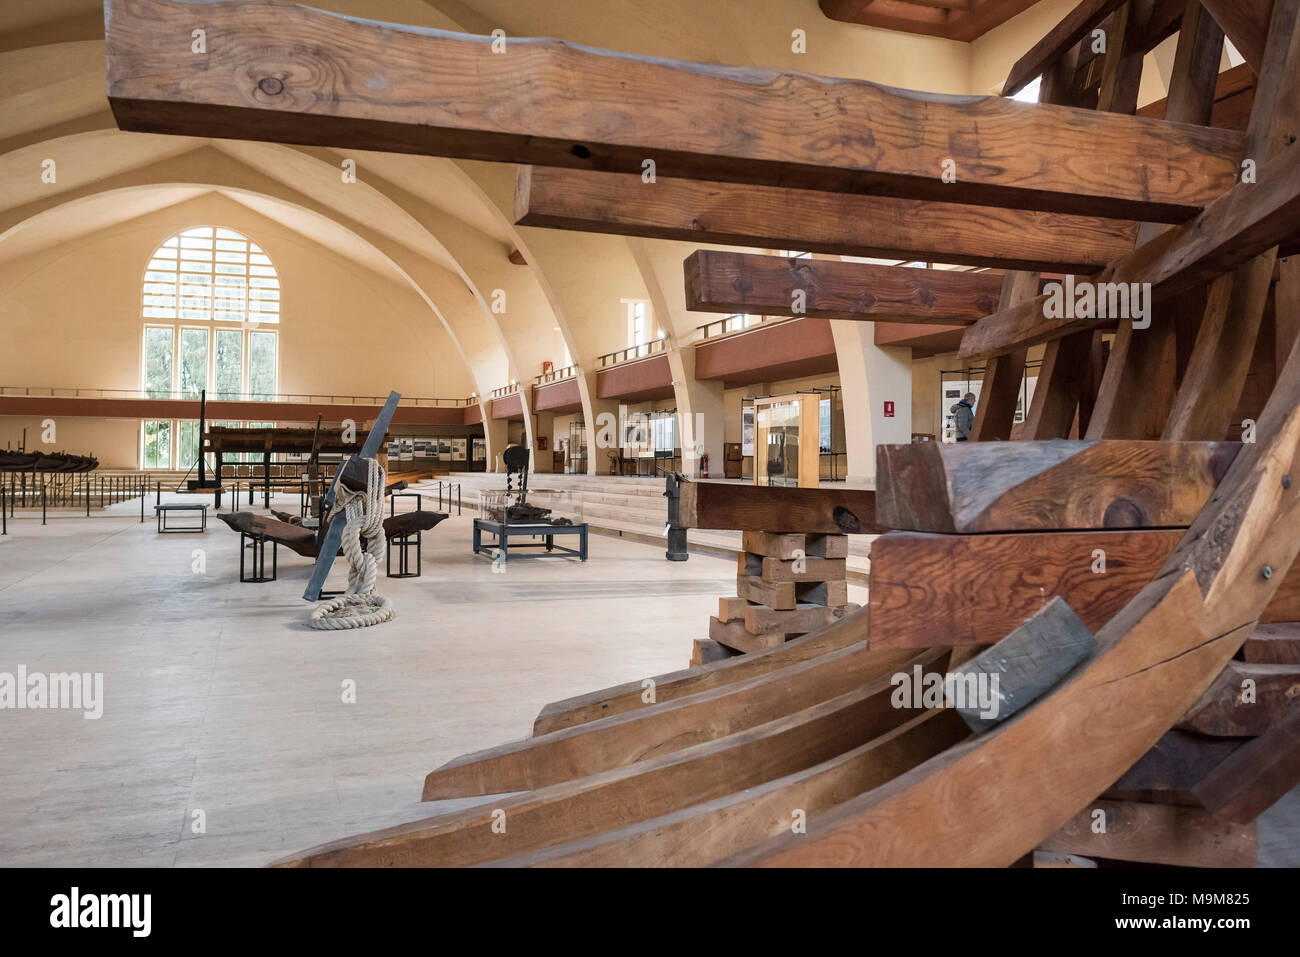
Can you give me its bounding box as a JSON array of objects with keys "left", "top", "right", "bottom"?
[{"left": 309, "top": 456, "right": 395, "bottom": 630}]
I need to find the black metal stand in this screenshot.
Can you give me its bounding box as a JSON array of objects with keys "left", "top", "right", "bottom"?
[
  {"left": 663, "top": 472, "right": 689, "bottom": 562},
  {"left": 239, "top": 531, "right": 278, "bottom": 583},
  {"left": 387, "top": 532, "right": 421, "bottom": 578}
]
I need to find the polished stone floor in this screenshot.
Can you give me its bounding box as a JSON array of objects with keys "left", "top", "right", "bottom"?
[{"left": 0, "top": 493, "right": 1294, "bottom": 867}]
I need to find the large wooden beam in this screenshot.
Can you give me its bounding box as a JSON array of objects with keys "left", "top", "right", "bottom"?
[
  {"left": 678, "top": 482, "right": 885, "bottom": 534},
  {"left": 1201, "top": 0, "right": 1275, "bottom": 71},
  {"left": 517, "top": 168, "right": 1140, "bottom": 273},
  {"left": 1037, "top": 800, "right": 1258, "bottom": 867},
  {"left": 1191, "top": 702, "right": 1300, "bottom": 821},
  {"left": 106, "top": 0, "right": 1243, "bottom": 221},
  {"left": 959, "top": 145, "right": 1300, "bottom": 359},
  {"left": 683, "top": 251, "right": 1005, "bottom": 325},
  {"left": 867, "top": 528, "right": 1300, "bottom": 648},
  {"left": 875, "top": 439, "right": 1239, "bottom": 533},
  {"left": 1176, "top": 660, "right": 1300, "bottom": 735},
  {"left": 1003, "top": 0, "right": 1129, "bottom": 97}
]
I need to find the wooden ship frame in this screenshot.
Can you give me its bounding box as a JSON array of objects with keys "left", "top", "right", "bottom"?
[{"left": 105, "top": 0, "right": 1300, "bottom": 867}]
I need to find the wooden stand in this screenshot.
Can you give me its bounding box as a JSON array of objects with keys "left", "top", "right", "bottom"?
[{"left": 703, "top": 530, "right": 856, "bottom": 658}]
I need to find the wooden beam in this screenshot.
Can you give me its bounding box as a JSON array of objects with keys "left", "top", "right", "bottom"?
[
  {"left": 1104, "top": 729, "right": 1245, "bottom": 803},
  {"left": 683, "top": 251, "right": 1005, "bottom": 325},
  {"left": 678, "top": 482, "right": 884, "bottom": 533},
  {"left": 105, "top": 0, "right": 1244, "bottom": 221},
  {"left": 532, "top": 614, "right": 864, "bottom": 735},
  {"left": 867, "top": 528, "right": 1300, "bottom": 648},
  {"left": 1003, "top": 0, "right": 1128, "bottom": 97},
  {"left": 1200, "top": 0, "right": 1275, "bottom": 70},
  {"left": 1020, "top": 332, "right": 1095, "bottom": 438},
  {"left": 1176, "top": 659, "right": 1300, "bottom": 735},
  {"left": 875, "top": 439, "right": 1239, "bottom": 533},
  {"left": 958, "top": 145, "right": 1300, "bottom": 359},
  {"left": 970, "top": 272, "right": 1036, "bottom": 440},
  {"left": 1038, "top": 800, "right": 1258, "bottom": 867},
  {"left": 517, "top": 168, "right": 1140, "bottom": 274},
  {"left": 1242, "top": 621, "right": 1300, "bottom": 662},
  {"left": 1191, "top": 702, "right": 1300, "bottom": 821}
]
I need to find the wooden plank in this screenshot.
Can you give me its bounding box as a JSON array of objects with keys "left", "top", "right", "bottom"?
[
  {"left": 1038, "top": 800, "right": 1258, "bottom": 867},
  {"left": 708, "top": 616, "right": 784, "bottom": 653},
  {"left": 1200, "top": 0, "right": 1274, "bottom": 70},
  {"left": 279, "top": 649, "right": 950, "bottom": 867},
  {"left": 1104, "top": 729, "right": 1245, "bottom": 803},
  {"left": 744, "top": 603, "right": 856, "bottom": 637},
  {"left": 875, "top": 439, "right": 1238, "bottom": 533},
  {"left": 970, "top": 272, "right": 1036, "bottom": 440},
  {"left": 483, "top": 707, "right": 969, "bottom": 868},
  {"left": 717, "top": 596, "right": 749, "bottom": 623},
  {"left": 867, "top": 529, "right": 1186, "bottom": 648},
  {"left": 737, "top": 575, "right": 795, "bottom": 610},
  {"left": 422, "top": 640, "right": 903, "bottom": 799},
  {"left": 958, "top": 144, "right": 1300, "bottom": 359},
  {"left": 1242, "top": 621, "right": 1300, "bottom": 663},
  {"left": 739, "top": 553, "right": 847, "bottom": 583},
  {"left": 679, "top": 482, "right": 883, "bottom": 533},
  {"left": 1003, "top": 0, "right": 1127, "bottom": 97},
  {"left": 951, "top": 597, "right": 1097, "bottom": 732},
  {"left": 1020, "top": 331, "right": 1094, "bottom": 439},
  {"left": 1191, "top": 702, "right": 1300, "bottom": 821},
  {"left": 517, "top": 168, "right": 1141, "bottom": 273},
  {"left": 741, "top": 530, "right": 848, "bottom": 560},
  {"left": 1176, "top": 660, "right": 1300, "bottom": 735},
  {"left": 533, "top": 614, "right": 864, "bottom": 735},
  {"left": 683, "top": 251, "right": 1005, "bottom": 325},
  {"left": 690, "top": 639, "right": 737, "bottom": 667},
  {"left": 106, "top": 0, "right": 1242, "bottom": 221}
]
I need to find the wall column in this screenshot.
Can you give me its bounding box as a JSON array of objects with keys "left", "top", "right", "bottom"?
[
  {"left": 583, "top": 370, "right": 621, "bottom": 476},
  {"left": 831, "top": 320, "right": 912, "bottom": 487},
  {"left": 532, "top": 410, "right": 555, "bottom": 472},
  {"left": 668, "top": 347, "right": 725, "bottom": 479}
]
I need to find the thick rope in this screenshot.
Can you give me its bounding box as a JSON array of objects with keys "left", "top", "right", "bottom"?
[{"left": 309, "top": 456, "right": 395, "bottom": 630}]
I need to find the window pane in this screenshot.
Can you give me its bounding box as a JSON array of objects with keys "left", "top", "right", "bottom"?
[
  {"left": 248, "top": 331, "right": 277, "bottom": 398},
  {"left": 143, "top": 327, "right": 173, "bottom": 398},
  {"left": 143, "top": 420, "right": 171, "bottom": 469},
  {"left": 214, "top": 329, "right": 243, "bottom": 399},
  {"left": 178, "top": 329, "right": 208, "bottom": 398},
  {"left": 178, "top": 420, "right": 200, "bottom": 470}
]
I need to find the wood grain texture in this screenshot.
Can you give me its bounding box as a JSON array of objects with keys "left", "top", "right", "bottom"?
[
  {"left": 875, "top": 439, "right": 1238, "bottom": 533},
  {"left": 709, "top": 616, "right": 783, "bottom": 653},
  {"left": 683, "top": 250, "right": 1004, "bottom": 325},
  {"left": 106, "top": 0, "right": 1241, "bottom": 220},
  {"left": 517, "top": 167, "right": 1141, "bottom": 273},
  {"left": 970, "top": 272, "right": 1036, "bottom": 440},
  {"left": 532, "top": 617, "right": 863, "bottom": 735},
  {"left": 679, "top": 481, "right": 882, "bottom": 533},
  {"left": 1243, "top": 621, "right": 1300, "bottom": 663},
  {"left": 1003, "top": 0, "right": 1127, "bottom": 96},
  {"left": 744, "top": 603, "right": 856, "bottom": 637},
  {"left": 740, "top": 531, "right": 848, "bottom": 560},
  {"left": 1191, "top": 702, "right": 1300, "bottom": 821},
  {"left": 422, "top": 641, "right": 910, "bottom": 799},
  {"left": 1176, "top": 659, "right": 1300, "bottom": 735},
  {"left": 278, "top": 650, "right": 949, "bottom": 866},
  {"left": 1038, "top": 800, "right": 1258, "bottom": 867},
  {"left": 738, "top": 553, "right": 847, "bottom": 583},
  {"left": 1104, "top": 729, "right": 1245, "bottom": 804}
]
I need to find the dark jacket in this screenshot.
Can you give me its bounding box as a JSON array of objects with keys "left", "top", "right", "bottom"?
[{"left": 951, "top": 399, "right": 974, "bottom": 440}]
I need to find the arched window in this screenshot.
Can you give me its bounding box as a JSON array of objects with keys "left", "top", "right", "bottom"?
[{"left": 140, "top": 226, "right": 280, "bottom": 468}]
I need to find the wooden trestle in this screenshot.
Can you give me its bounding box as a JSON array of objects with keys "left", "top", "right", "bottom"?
[{"left": 105, "top": 0, "right": 1300, "bottom": 867}]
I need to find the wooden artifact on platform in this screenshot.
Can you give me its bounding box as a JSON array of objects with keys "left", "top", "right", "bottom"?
[{"left": 677, "top": 482, "right": 883, "bottom": 534}]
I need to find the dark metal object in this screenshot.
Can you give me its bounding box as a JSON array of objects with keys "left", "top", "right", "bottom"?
[
  {"left": 240, "top": 531, "right": 278, "bottom": 582},
  {"left": 156, "top": 503, "right": 208, "bottom": 533},
  {"left": 473, "top": 518, "right": 588, "bottom": 562},
  {"left": 663, "top": 471, "right": 689, "bottom": 562},
  {"left": 386, "top": 532, "right": 421, "bottom": 578}
]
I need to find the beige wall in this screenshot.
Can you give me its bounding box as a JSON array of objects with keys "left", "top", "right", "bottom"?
[{"left": 0, "top": 192, "right": 472, "bottom": 465}]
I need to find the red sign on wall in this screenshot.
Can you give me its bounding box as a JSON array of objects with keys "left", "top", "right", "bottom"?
[{"left": 883, "top": 401, "right": 895, "bottom": 418}]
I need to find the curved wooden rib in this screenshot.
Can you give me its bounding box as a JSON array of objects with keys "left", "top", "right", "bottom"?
[
  {"left": 489, "top": 708, "right": 970, "bottom": 868},
  {"left": 718, "top": 362, "right": 1300, "bottom": 867},
  {"left": 532, "top": 613, "right": 864, "bottom": 735},
  {"left": 422, "top": 641, "right": 915, "bottom": 799},
  {"left": 275, "top": 648, "right": 948, "bottom": 867}
]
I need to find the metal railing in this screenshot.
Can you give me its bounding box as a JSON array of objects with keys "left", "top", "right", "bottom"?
[
  {"left": 695, "top": 314, "right": 788, "bottom": 341},
  {"left": 596, "top": 338, "right": 667, "bottom": 368},
  {"left": 0, "top": 386, "right": 475, "bottom": 407},
  {"left": 533, "top": 364, "right": 580, "bottom": 386},
  {"left": 1, "top": 471, "right": 151, "bottom": 525}
]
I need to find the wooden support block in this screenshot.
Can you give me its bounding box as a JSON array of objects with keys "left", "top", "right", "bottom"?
[
  {"left": 1191, "top": 703, "right": 1300, "bottom": 822},
  {"left": 738, "top": 553, "right": 848, "bottom": 583},
  {"left": 708, "top": 616, "right": 784, "bottom": 654},
  {"left": 950, "top": 597, "right": 1096, "bottom": 733},
  {"left": 744, "top": 603, "right": 857, "bottom": 638},
  {"left": 1176, "top": 661, "right": 1300, "bottom": 736},
  {"left": 690, "top": 638, "right": 739, "bottom": 667},
  {"left": 738, "top": 576, "right": 848, "bottom": 609},
  {"left": 875, "top": 439, "right": 1238, "bottom": 533},
  {"left": 741, "top": 531, "right": 848, "bottom": 560},
  {"left": 868, "top": 529, "right": 1300, "bottom": 647},
  {"left": 1039, "top": 800, "right": 1258, "bottom": 868},
  {"left": 717, "top": 596, "right": 749, "bottom": 623},
  {"left": 681, "top": 483, "right": 882, "bottom": 534},
  {"left": 1243, "top": 622, "right": 1300, "bottom": 663},
  {"left": 1104, "top": 730, "right": 1246, "bottom": 805}
]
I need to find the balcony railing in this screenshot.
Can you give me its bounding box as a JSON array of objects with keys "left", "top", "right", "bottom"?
[
  {"left": 489, "top": 383, "right": 521, "bottom": 399},
  {"left": 533, "top": 364, "right": 579, "bottom": 386},
  {"left": 695, "top": 314, "right": 786, "bottom": 342},
  {"left": 0, "top": 386, "right": 475, "bottom": 407},
  {"left": 596, "top": 338, "right": 667, "bottom": 368}
]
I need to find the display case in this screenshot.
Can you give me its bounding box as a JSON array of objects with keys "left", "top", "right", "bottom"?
[
  {"left": 478, "top": 488, "right": 584, "bottom": 525},
  {"left": 567, "top": 420, "right": 588, "bottom": 474},
  {"left": 753, "top": 392, "right": 821, "bottom": 488}
]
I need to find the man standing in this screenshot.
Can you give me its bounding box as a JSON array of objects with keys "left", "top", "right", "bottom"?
[{"left": 951, "top": 392, "right": 976, "bottom": 442}]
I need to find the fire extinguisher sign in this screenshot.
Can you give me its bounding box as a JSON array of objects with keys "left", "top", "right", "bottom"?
[{"left": 883, "top": 401, "right": 895, "bottom": 418}]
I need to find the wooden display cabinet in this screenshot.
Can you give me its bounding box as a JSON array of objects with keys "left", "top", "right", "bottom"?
[{"left": 752, "top": 392, "right": 820, "bottom": 489}]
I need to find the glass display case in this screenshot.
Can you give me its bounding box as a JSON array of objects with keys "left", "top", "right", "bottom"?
[
  {"left": 753, "top": 392, "right": 821, "bottom": 488},
  {"left": 478, "top": 488, "right": 584, "bottom": 525}
]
